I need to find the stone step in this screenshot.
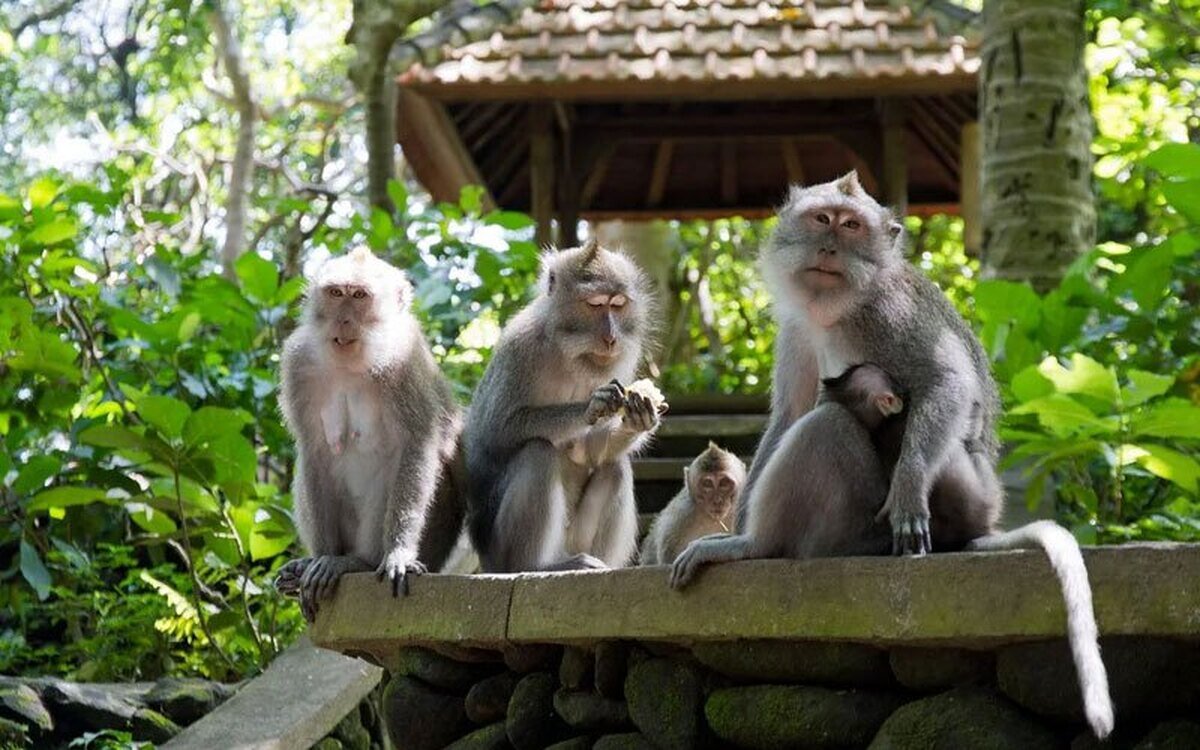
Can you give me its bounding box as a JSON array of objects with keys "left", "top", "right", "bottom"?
[{"left": 656, "top": 414, "right": 767, "bottom": 439}]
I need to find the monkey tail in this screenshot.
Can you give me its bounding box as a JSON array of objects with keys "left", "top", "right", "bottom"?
[{"left": 968, "top": 521, "right": 1114, "bottom": 739}]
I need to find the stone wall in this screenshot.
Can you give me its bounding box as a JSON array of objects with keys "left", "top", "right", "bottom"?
[
  {"left": 312, "top": 545, "right": 1200, "bottom": 750},
  {"left": 377, "top": 638, "right": 1200, "bottom": 750}
]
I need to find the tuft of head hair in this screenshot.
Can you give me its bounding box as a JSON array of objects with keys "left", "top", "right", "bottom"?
[
  {"left": 307, "top": 247, "right": 414, "bottom": 311},
  {"left": 694, "top": 442, "right": 736, "bottom": 474}
]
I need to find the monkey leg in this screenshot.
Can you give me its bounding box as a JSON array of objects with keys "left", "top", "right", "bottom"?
[
  {"left": 669, "top": 533, "right": 753, "bottom": 589},
  {"left": 572, "top": 459, "right": 638, "bottom": 568},
  {"left": 299, "top": 554, "right": 371, "bottom": 622},
  {"left": 929, "top": 445, "right": 1003, "bottom": 551},
  {"left": 486, "top": 440, "right": 572, "bottom": 572}
]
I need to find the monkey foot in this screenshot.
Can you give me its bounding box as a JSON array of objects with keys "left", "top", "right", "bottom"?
[
  {"left": 299, "top": 555, "right": 370, "bottom": 621},
  {"left": 274, "top": 557, "right": 312, "bottom": 597},
  {"left": 890, "top": 512, "right": 932, "bottom": 556}
]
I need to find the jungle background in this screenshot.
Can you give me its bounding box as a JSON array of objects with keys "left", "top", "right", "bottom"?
[{"left": 0, "top": 0, "right": 1197, "bottom": 738}]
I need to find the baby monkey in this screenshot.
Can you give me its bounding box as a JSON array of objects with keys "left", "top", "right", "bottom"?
[{"left": 640, "top": 443, "right": 746, "bottom": 566}]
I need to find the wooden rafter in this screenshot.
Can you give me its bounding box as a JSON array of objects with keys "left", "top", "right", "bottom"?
[
  {"left": 780, "top": 138, "right": 805, "bottom": 185},
  {"left": 646, "top": 141, "right": 675, "bottom": 208},
  {"left": 720, "top": 142, "right": 738, "bottom": 205}
]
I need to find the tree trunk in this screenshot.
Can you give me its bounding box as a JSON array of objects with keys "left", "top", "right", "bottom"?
[
  {"left": 208, "top": 0, "right": 256, "bottom": 281},
  {"left": 980, "top": 0, "right": 1095, "bottom": 289}
]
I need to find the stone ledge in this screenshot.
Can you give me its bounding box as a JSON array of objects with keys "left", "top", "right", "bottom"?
[{"left": 311, "top": 544, "right": 1200, "bottom": 663}]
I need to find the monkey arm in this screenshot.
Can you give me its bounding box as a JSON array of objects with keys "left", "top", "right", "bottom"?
[
  {"left": 668, "top": 533, "right": 755, "bottom": 589},
  {"left": 502, "top": 403, "right": 593, "bottom": 448},
  {"left": 880, "top": 375, "right": 971, "bottom": 555},
  {"left": 378, "top": 429, "right": 445, "bottom": 596},
  {"left": 737, "top": 327, "right": 818, "bottom": 531}
]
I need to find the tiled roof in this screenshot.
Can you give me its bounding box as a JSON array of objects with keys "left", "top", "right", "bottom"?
[{"left": 396, "top": 0, "right": 979, "bottom": 91}]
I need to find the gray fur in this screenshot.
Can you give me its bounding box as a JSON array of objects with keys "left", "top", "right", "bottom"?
[
  {"left": 465, "top": 240, "right": 660, "bottom": 572},
  {"left": 640, "top": 444, "right": 745, "bottom": 565},
  {"left": 275, "top": 248, "right": 463, "bottom": 619},
  {"left": 737, "top": 172, "right": 1001, "bottom": 555}
]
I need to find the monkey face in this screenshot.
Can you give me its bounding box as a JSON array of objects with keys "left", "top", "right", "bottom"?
[
  {"left": 305, "top": 248, "right": 414, "bottom": 367},
  {"left": 541, "top": 240, "right": 651, "bottom": 368},
  {"left": 765, "top": 172, "right": 903, "bottom": 302},
  {"left": 695, "top": 472, "right": 739, "bottom": 520}
]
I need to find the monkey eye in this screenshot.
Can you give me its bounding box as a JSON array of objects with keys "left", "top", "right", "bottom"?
[
  {"left": 610, "top": 295, "right": 627, "bottom": 309},
  {"left": 815, "top": 212, "right": 831, "bottom": 225},
  {"left": 327, "top": 288, "right": 344, "bottom": 298},
  {"left": 352, "top": 289, "right": 368, "bottom": 299},
  {"left": 586, "top": 295, "right": 607, "bottom": 308},
  {"left": 842, "top": 219, "right": 861, "bottom": 230}
]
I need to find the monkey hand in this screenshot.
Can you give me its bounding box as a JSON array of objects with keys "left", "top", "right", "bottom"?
[
  {"left": 299, "top": 555, "right": 369, "bottom": 622},
  {"left": 620, "top": 391, "right": 663, "bottom": 434},
  {"left": 878, "top": 497, "right": 932, "bottom": 556},
  {"left": 669, "top": 543, "right": 705, "bottom": 589},
  {"left": 376, "top": 547, "right": 427, "bottom": 597},
  {"left": 585, "top": 380, "right": 626, "bottom": 425}
]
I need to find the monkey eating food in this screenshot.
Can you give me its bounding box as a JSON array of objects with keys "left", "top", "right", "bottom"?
[
  {"left": 640, "top": 442, "right": 745, "bottom": 566},
  {"left": 274, "top": 247, "right": 464, "bottom": 620},
  {"left": 464, "top": 238, "right": 664, "bottom": 572}
]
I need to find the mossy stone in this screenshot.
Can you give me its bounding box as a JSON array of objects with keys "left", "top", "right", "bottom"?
[
  {"left": 694, "top": 640, "right": 894, "bottom": 688},
  {"left": 868, "top": 687, "right": 1056, "bottom": 750},
  {"left": 445, "top": 721, "right": 510, "bottom": 750},
  {"left": 625, "top": 657, "right": 704, "bottom": 750},
  {"left": 0, "top": 679, "right": 51, "bottom": 734},
  {"left": 466, "top": 672, "right": 519, "bottom": 724},
  {"left": 706, "top": 684, "right": 904, "bottom": 749},
  {"left": 391, "top": 646, "right": 497, "bottom": 692},
  {"left": 593, "top": 732, "right": 657, "bottom": 750},
  {"left": 888, "top": 647, "right": 994, "bottom": 691},
  {"left": 553, "top": 689, "right": 629, "bottom": 731},
  {"left": 506, "top": 672, "right": 568, "bottom": 750},
  {"left": 381, "top": 674, "right": 470, "bottom": 750}
]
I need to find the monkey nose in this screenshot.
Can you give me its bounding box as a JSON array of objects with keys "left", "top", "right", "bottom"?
[{"left": 603, "top": 334, "right": 617, "bottom": 348}]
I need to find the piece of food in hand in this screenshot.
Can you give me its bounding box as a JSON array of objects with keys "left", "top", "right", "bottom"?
[{"left": 625, "top": 378, "right": 668, "bottom": 414}]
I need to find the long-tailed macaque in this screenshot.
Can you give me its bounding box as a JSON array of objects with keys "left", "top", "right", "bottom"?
[
  {"left": 823, "top": 362, "right": 1113, "bottom": 740},
  {"left": 640, "top": 443, "right": 745, "bottom": 566},
  {"left": 464, "top": 239, "right": 663, "bottom": 572},
  {"left": 274, "top": 247, "right": 463, "bottom": 620}
]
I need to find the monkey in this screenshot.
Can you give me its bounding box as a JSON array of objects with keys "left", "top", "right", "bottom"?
[
  {"left": 670, "top": 173, "right": 1114, "bottom": 737},
  {"left": 464, "top": 238, "right": 663, "bottom": 573},
  {"left": 273, "top": 247, "right": 464, "bottom": 621},
  {"left": 639, "top": 443, "right": 745, "bottom": 566},
  {"left": 821, "top": 362, "right": 1114, "bottom": 740}
]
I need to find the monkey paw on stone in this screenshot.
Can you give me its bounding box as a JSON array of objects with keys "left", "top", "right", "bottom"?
[
  {"left": 376, "top": 547, "right": 427, "bottom": 597},
  {"left": 880, "top": 503, "right": 932, "bottom": 556},
  {"left": 585, "top": 380, "right": 626, "bottom": 425},
  {"left": 297, "top": 555, "right": 370, "bottom": 622},
  {"left": 273, "top": 557, "right": 311, "bottom": 597}
]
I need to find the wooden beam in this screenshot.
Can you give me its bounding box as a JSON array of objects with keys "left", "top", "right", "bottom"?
[
  {"left": 396, "top": 89, "right": 493, "bottom": 208},
  {"left": 578, "top": 111, "right": 877, "bottom": 142},
  {"left": 881, "top": 98, "right": 908, "bottom": 214},
  {"left": 646, "top": 141, "right": 674, "bottom": 208},
  {"left": 530, "top": 104, "right": 555, "bottom": 248},
  {"left": 960, "top": 120, "right": 982, "bottom": 255},
  {"left": 721, "top": 142, "right": 738, "bottom": 205},
  {"left": 781, "top": 138, "right": 805, "bottom": 185},
  {"left": 557, "top": 103, "right": 579, "bottom": 248},
  {"left": 581, "top": 202, "right": 960, "bottom": 222},
  {"left": 580, "top": 142, "right": 617, "bottom": 209}
]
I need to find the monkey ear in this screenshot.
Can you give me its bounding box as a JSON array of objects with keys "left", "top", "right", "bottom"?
[
  {"left": 547, "top": 270, "right": 556, "bottom": 294},
  {"left": 836, "top": 171, "right": 863, "bottom": 196},
  {"left": 708, "top": 440, "right": 719, "bottom": 452},
  {"left": 683, "top": 465, "right": 690, "bottom": 482},
  {"left": 786, "top": 183, "right": 807, "bottom": 204},
  {"left": 888, "top": 220, "right": 904, "bottom": 239}
]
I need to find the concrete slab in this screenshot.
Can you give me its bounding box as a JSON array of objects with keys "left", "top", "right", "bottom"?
[{"left": 162, "top": 636, "right": 380, "bottom": 750}]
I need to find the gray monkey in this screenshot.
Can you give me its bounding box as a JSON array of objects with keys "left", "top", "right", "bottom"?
[
  {"left": 464, "top": 239, "right": 663, "bottom": 572},
  {"left": 640, "top": 442, "right": 745, "bottom": 566},
  {"left": 274, "top": 247, "right": 463, "bottom": 620}
]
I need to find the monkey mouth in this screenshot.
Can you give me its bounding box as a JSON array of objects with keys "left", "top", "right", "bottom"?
[{"left": 332, "top": 336, "right": 359, "bottom": 348}]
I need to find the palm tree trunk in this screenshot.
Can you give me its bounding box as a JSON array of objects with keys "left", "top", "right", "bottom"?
[{"left": 980, "top": 0, "right": 1095, "bottom": 289}]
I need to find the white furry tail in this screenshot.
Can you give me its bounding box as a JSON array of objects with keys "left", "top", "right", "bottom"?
[{"left": 968, "top": 521, "right": 1114, "bottom": 738}]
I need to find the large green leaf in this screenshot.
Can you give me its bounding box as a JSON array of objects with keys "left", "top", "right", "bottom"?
[
  {"left": 27, "top": 218, "right": 78, "bottom": 245},
  {"left": 1009, "top": 394, "right": 1114, "bottom": 437},
  {"left": 1113, "top": 243, "right": 1174, "bottom": 311},
  {"left": 1037, "top": 354, "right": 1120, "bottom": 405},
  {"left": 27, "top": 177, "right": 58, "bottom": 209},
  {"left": 27, "top": 486, "right": 109, "bottom": 511},
  {"left": 125, "top": 501, "right": 178, "bottom": 535},
  {"left": 235, "top": 252, "right": 280, "bottom": 303},
  {"left": 1143, "top": 142, "right": 1200, "bottom": 179},
  {"left": 1010, "top": 366, "right": 1054, "bottom": 403},
  {"left": 80, "top": 424, "right": 150, "bottom": 451},
  {"left": 183, "top": 406, "right": 252, "bottom": 449},
  {"left": 137, "top": 395, "right": 192, "bottom": 440},
  {"left": 973, "top": 280, "right": 1041, "bottom": 329},
  {"left": 13, "top": 455, "right": 62, "bottom": 495},
  {"left": 1163, "top": 180, "right": 1200, "bottom": 224},
  {"left": 1130, "top": 399, "right": 1200, "bottom": 440},
  {"left": 20, "top": 540, "right": 51, "bottom": 601},
  {"left": 249, "top": 505, "right": 295, "bottom": 560},
  {"left": 1131, "top": 444, "right": 1200, "bottom": 492},
  {"left": 1122, "top": 370, "right": 1175, "bottom": 407}
]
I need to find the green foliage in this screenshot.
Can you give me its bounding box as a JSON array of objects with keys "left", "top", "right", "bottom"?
[{"left": 984, "top": 143, "right": 1200, "bottom": 542}]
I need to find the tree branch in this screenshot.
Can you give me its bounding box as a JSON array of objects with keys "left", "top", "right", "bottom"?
[
  {"left": 207, "top": 0, "right": 257, "bottom": 281},
  {"left": 12, "top": 0, "right": 79, "bottom": 36}
]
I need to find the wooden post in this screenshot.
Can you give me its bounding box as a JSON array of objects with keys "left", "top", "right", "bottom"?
[
  {"left": 557, "top": 105, "right": 579, "bottom": 247},
  {"left": 960, "top": 120, "right": 982, "bottom": 255},
  {"left": 881, "top": 98, "right": 908, "bottom": 214},
  {"left": 530, "top": 104, "right": 555, "bottom": 248}
]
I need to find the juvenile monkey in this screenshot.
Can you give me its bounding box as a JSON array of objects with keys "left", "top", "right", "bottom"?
[
  {"left": 821, "top": 362, "right": 1114, "bottom": 740},
  {"left": 464, "top": 239, "right": 663, "bottom": 572},
  {"left": 274, "top": 247, "right": 463, "bottom": 620},
  {"left": 640, "top": 443, "right": 745, "bottom": 566}
]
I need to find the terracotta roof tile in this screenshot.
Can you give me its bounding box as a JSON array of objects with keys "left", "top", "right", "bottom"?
[{"left": 396, "top": 0, "right": 979, "bottom": 90}]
